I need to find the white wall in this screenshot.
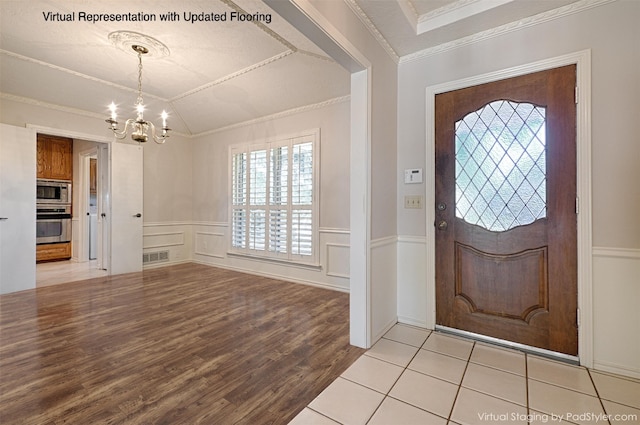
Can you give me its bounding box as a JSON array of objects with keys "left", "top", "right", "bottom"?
[
  {"left": 396, "top": 0, "right": 640, "bottom": 377},
  {"left": 0, "top": 97, "right": 195, "bottom": 269},
  {"left": 189, "top": 99, "right": 352, "bottom": 291},
  {"left": 304, "top": 0, "right": 400, "bottom": 344}
]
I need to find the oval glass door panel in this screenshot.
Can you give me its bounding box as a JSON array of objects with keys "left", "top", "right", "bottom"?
[{"left": 455, "top": 100, "right": 546, "bottom": 232}]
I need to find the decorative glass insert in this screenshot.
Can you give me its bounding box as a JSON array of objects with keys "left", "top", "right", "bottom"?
[{"left": 455, "top": 100, "right": 547, "bottom": 232}]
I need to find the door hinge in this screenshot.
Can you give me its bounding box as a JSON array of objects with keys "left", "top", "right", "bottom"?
[
  {"left": 575, "top": 86, "right": 579, "bottom": 104},
  {"left": 575, "top": 197, "right": 579, "bottom": 214},
  {"left": 577, "top": 308, "right": 581, "bottom": 327}
]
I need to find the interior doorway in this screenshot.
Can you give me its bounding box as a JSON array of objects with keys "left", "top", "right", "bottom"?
[{"left": 36, "top": 139, "right": 109, "bottom": 287}]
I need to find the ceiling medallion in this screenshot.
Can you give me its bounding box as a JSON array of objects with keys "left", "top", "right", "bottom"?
[
  {"left": 105, "top": 31, "right": 170, "bottom": 144},
  {"left": 108, "top": 30, "right": 170, "bottom": 58}
]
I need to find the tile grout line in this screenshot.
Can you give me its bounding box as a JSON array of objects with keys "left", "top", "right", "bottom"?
[
  {"left": 445, "top": 340, "right": 476, "bottom": 424},
  {"left": 363, "top": 330, "right": 436, "bottom": 424},
  {"left": 586, "top": 368, "right": 612, "bottom": 425}
]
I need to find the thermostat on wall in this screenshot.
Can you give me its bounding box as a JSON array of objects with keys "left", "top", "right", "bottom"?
[{"left": 404, "top": 168, "right": 423, "bottom": 184}]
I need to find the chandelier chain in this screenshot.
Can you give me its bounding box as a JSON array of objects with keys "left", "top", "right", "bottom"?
[
  {"left": 136, "top": 52, "right": 144, "bottom": 106},
  {"left": 106, "top": 39, "right": 169, "bottom": 144}
]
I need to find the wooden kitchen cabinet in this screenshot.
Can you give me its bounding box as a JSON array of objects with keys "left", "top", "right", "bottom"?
[
  {"left": 90, "top": 158, "right": 97, "bottom": 193},
  {"left": 36, "top": 242, "right": 71, "bottom": 263},
  {"left": 37, "top": 134, "right": 73, "bottom": 180}
]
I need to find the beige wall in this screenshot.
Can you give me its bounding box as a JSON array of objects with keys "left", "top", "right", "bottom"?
[
  {"left": 397, "top": 0, "right": 640, "bottom": 248},
  {"left": 0, "top": 97, "right": 194, "bottom": 225},
  {"left": 190, "top": 99, "right": 351, "bottom": 230},
  {"left": 396, "top": 0, "right": 640, "bottom": 377}
]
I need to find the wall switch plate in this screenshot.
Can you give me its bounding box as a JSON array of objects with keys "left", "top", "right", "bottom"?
[
  {"left": 404, "top": 195, "right": 423, "bottom": 209},
  {"left": 404, "top": 168, "right": 423, "bottom": 184}
]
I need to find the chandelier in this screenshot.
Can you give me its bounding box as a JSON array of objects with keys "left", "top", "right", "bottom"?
[{"left": 106, "top": 33, "right": 170, "bottom": 144}]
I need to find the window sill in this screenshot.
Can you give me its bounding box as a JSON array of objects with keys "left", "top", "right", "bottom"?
[{"left": 227, "top": 251, "right": 322, "bottom": 271}]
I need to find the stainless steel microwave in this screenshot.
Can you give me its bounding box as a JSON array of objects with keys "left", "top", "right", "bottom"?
[{"left": 36, "top": 179, "right": 71, "bottom": 204}]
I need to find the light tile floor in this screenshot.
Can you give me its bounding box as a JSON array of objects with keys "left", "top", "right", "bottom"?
[
  {"left": 36, "top": 259, "right": 107, "bottom": 287},
  {"left": 290, "top": 324, "right": 640, "bottom": 425}
]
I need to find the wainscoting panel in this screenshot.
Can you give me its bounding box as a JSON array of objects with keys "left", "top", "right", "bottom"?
[
  {"left": 592, "top": 247, "right": 640, "bottom": 378},
  {"left": 397, "top": 236, "right": 428, "bottom": 328},
  {"left": 326, "top": 243, "right": 350, "bottom": 278},
  {"left": 194, "top": 230, "right": 226, "bottom": 259},
  {"left": 142, "top": 222, "right": 192, "bottom": 268},
  {"left": 192, "top": 222, "right": 227, "bottom": 260},
  {"left": 371, "top": 236, "right": 398, "bottom": 342},
  {"left": 191, "top": 224, "right": 351, "bottom": 292}
]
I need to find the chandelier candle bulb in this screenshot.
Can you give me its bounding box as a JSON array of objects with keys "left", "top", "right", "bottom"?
[
  {"left": 109, "top": 102, "right": 117, "bottom": 121},
  {"left": 105, "top": 33, "right": 170, "bottom": 144}
]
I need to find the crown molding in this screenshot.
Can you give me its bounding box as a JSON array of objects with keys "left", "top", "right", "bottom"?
[
  {"left": 1, "top": 92, "right": 105, "bottom": 120},
  {"left": 220, "top": 0, "right": 298, "bottom": 52},
  {"left": 169, "top": 50, "right": 294, "bottom": 102},
  {"left": 1, "top": 90, "right": 349, "bottom": 139},
  {"left": 343, "top": 0, "right": 400, "bottom": 64},
  {"left": 400, "top": 0, "right": 617, "bottom": 64},
  {"left": 0, "top": 92, "right": 191, "bottom": 138},
  {"left": 416, "top": 0, "right": 514, "bottom": 34},
  {"left": 196, "top": 95, "right": 351, "bottom": 137},
  {"left": 0, "top": 49, "right": 167, "bottom": 102}
]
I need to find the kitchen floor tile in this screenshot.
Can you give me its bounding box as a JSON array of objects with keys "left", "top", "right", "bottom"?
[
  {"left": 469, "top": 343, "right": 525, "bottom": 376},
  {"left": 407, "top": 349, "right": 467, "bottom": 384},
  {"left": 367, "top": 397, "right": 447, "bottom": 425},
  {"left": 601, "top": 400, "right": 640, "bottom": 425},
  {"left": 288, "top": 408, "right": 340, "bottom": 425},
  {"left": 528, "top": 410, "right": 579, "bottom": 424},
  {"left": 382, "top": 324, "right": 430, "bottom": 347},
  {"left": 461, "top": 362, "right": 527, "bottom": 406},
  {"left": 528, "top": 356, "right": 597, "bottom": 396},
  {"left": 591, "top": 371, "right": 640, "bottom": 408},
  {"left": 341, "top": 354, "right": 404, "bottom": 394},
  {"left": 450, "top": 387, "right": 528, "bottom": 425},
  {"left": 422, "top": 333, "right": 474, "bottom": 360},
  {"left": 364, "top": 338, "right": 419, "bottom": 368},
  {"left": 528, "top": 379, "right": 605, "bottom": 425},
  {"left": 290, "top": 328, "right": 639, "bottom": 425},
  {"left": 388, "top": 369, "right": 458, "bottom": 418},
  {"left": 308, "top": 377, "right": 384, "bottom": 425}
]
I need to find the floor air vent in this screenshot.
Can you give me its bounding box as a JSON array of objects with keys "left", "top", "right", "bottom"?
[{"left": 143, "top": 250, "right": 169, "bottom": 265}]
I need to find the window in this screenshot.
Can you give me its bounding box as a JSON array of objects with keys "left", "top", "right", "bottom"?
[{"left": 230, "top": 130, "right": 318, "bottom": 264}]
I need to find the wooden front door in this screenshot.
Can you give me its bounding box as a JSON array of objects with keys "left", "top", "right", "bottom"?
[{"left": 435, "top": 65, "right": 578, "bottom": 355}]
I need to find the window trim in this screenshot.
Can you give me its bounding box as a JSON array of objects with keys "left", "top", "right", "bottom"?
[{"left": 228, "top": 128, "right": 320, "bottom": 266}]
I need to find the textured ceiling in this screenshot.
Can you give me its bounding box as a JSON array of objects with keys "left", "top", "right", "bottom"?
[
  {"left": 0, "top": 0, "right": 584, "bottom": 137},
  {"left": 354, "top": 0, "right": 582, "bottom": 58},
  {"left": 0, "top": 0, "right": 350, "bottom": 136}
]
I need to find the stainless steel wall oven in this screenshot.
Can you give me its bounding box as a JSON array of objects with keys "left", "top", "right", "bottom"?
[{"left": 36, "top": 204, "right": 72, "bottom": 244}]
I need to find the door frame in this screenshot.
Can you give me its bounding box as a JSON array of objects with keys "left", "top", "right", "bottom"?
[
  {"left": 27, "top": 125, "right": 117, "bottom": 275},
  {"left": 77, "top": 148, "right": 97, "bottom": 263},
  {"left": 425, "top": 50, "right": 593, "bottom": 367}
]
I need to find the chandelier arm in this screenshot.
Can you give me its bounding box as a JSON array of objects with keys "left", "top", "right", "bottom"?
[
  {"left": 147, "top": 121, "right": 168, "bottom": 144},
  {"left": 106, "top": 40, "right": 169, "bottom": 144},
  {"left": 107, "top": 119, "right": 137, "bottom": 139}
]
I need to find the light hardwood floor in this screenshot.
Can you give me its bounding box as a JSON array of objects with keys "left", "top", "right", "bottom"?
[
  {"left": 36, "top": 259, "right": 108, "bottom": 287},
  {"left": 0, "top": 263, "right": 364, "bottom": 424}
]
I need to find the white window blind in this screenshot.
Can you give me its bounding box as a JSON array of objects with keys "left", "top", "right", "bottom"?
[{"left": 230, "top": 131, "right": 318, "bottom": 263}]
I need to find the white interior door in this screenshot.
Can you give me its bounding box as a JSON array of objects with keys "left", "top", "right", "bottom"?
[
  {"left": 0, "top": 124, "right": 36, "bottom": 294},
  {"left": 109, "top": 142, "right": 143, "bottom": 275},
  {"left": 97, "top": 143, "right": 108, "bottom": 270}
]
